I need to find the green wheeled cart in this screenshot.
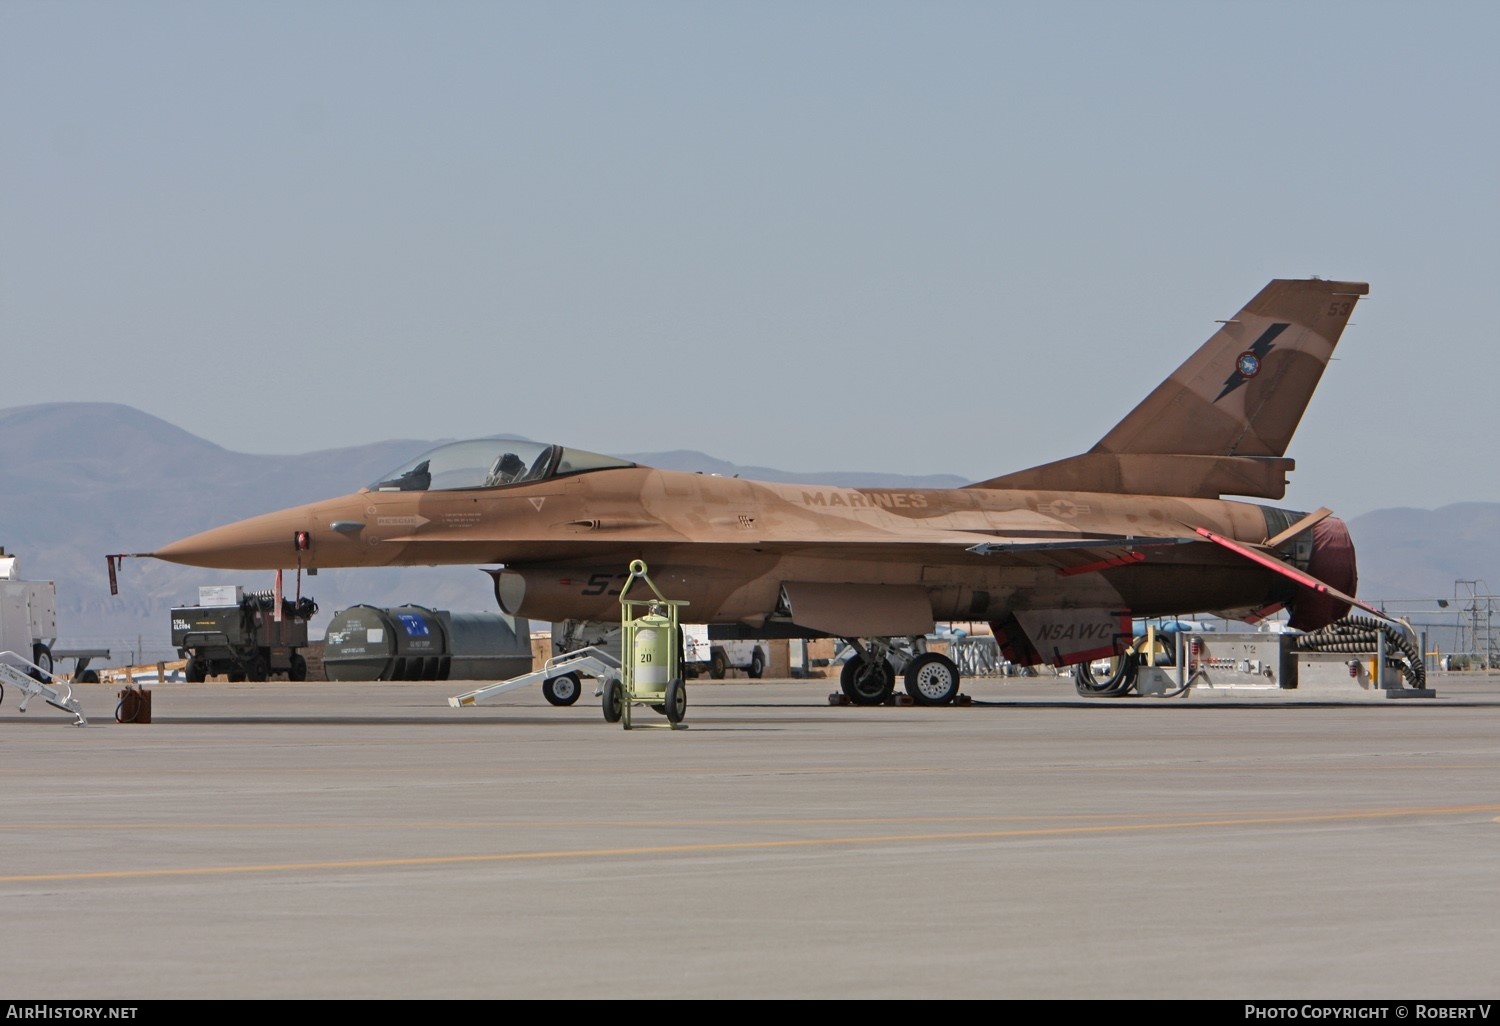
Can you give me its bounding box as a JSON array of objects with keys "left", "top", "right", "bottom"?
[{"left": 602, "top": 560, "right": 689, "bottom": 730}]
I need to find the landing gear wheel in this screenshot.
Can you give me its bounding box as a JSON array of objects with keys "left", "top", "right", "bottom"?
[
  {"left": 904, "top": 652, "right": 961, "bottom": 705},
  {"left": 30, "top": 643, "right": 53, "bottom": 682},
  {"left": 664, "top": 677, "right": 687, "bottom": 725},
  {"left": 543, "top": 672, "right": 582, "bottom": 706},
  {"left": 79, "top": 670, "right": 100, "bottom": 685},
  {"left": 841, "top": 657, "right": 895, "bottom": 705},
  {"left": 288, "top": 653, "right": 308, "bottom": 682},
  {"left": 602, "top": 678, "right": 624, "bottom": 723},
  {"left": 748, "top": 649, "right": 765, "bottom": 679},
  {"left": 709, "top": 650, "right": 728, "bottom": 680}
]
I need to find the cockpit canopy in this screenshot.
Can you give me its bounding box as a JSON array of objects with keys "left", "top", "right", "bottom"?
[{"left": 369, "top": 439, "right": 636, "bottom": 492}]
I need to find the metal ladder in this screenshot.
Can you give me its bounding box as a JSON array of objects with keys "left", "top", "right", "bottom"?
[
  {"left": 0, "top": 650, "right": 89, "bottom": 726},
  {"left": 448, "top": 646, "right": 623, "bottom": 708}
]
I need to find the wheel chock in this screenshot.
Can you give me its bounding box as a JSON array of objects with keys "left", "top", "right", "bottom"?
[{"left": 828, "top": 690, "right": 973, "bottom": 708}]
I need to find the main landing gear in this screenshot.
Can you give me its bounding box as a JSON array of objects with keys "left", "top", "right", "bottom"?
[{"left": 838, "top": 637, "right": 962, "bottom": 706}]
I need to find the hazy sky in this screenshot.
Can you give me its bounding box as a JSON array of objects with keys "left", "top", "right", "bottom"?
[{"left": 3, "top": 1, "right": 1495, "bottom": 519}]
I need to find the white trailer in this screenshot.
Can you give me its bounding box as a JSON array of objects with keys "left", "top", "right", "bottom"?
[{"left": 0, "top": 553, "right": 58, "bottom": 679}]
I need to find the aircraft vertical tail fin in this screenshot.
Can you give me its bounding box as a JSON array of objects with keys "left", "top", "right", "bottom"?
[
  {"left": 968, "top": 278, "right": 1369, "bottom": 499},
  {"left": 1092, "top": 277, "right": 1368, "bottom": 458}
]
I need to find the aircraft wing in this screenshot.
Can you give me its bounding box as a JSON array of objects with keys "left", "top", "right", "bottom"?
[
  {"left": 725, "top": 529, "right": 1207, "bottom": 574},
  {"left": 963, "top": 535, "right": 1200, "bottom": 573},
  {"left": 751, "top": 533, "right": 1206, "bottom": 641}
]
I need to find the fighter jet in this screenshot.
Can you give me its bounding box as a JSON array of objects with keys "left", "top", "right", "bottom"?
[{"left": 139, "top": 278, "right": 1373, "bottom": 706}]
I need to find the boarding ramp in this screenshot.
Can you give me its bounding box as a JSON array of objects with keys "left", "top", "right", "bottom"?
[
  {"left": 449, "top": 646, "right": 622, "bottom": 708},
  {"left": 0, "top": 649, "right": 88, "bottom": 726}
]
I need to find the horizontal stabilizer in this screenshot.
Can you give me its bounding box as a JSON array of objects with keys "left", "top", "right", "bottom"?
[{"left": 1191, "top": 525, "right": 1381, "bottom": 620}]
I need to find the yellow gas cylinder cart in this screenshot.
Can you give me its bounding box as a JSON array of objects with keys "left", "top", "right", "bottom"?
[{"left": 604, "top": 560, "right": 689, "bottom": 730}]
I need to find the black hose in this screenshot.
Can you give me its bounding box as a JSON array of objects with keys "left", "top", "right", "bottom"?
[
  {"left": 1293, "top": 615, "right": 1426, "bottom": 689},
  {"left": 1073, "top": 631, "right": 1192, "bottom": 697},
  {"left": 1074, "top": 654, "right": 1138, "bottom": 697}
]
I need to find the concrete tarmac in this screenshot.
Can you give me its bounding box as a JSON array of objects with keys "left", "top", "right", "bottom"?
[{"left": 5, "top": 673, "right": 1500, "bottom": 1000}]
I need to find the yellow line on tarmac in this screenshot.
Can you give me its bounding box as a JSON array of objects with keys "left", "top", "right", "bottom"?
[
  {"left": 2, "top": 803, "right": 1496, "bottom": 884},
  {"left": 6, "top": 803, "right": 1500, "bottom": 832}
]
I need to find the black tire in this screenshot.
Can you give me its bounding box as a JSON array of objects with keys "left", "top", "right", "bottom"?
[
  {"left": 30, "top": 643, "right": 53, "bottom": 682},
  {"left": 185, "top": 660, "right": 205, "bottom": 684},
  {"left": 709, "top": 649, "right": 728, "bottom": 680},
  {"left": 840, "top": 656, "right": 895, "bottom": 705},
  {"left": 79, "top": 670, "right": 100, "bottom": 685},
  {"left": 602, "top": 678, "right": 624, "bottom": 723},
  {"left": 747, "top": 648, "right": 765, "bottom": 679},
  {"left": 542, "top": 672, "right": 582, "bottom": 706},
  {"left": 904, "top": 652, "right": 961, "bottom": 705},
  {"left": 247, "top": 653, "right": 269, "bottom": 682},
  {"left": 664, "top": 677, "right": 687, "bottom": 724},
  {"left": 288, "top": 653, "right": 308, "bottom": 682}
]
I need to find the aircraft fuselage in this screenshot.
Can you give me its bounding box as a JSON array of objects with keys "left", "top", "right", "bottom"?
[{"left": 152, "top": 464, "right": 1314, "bottom": 629}]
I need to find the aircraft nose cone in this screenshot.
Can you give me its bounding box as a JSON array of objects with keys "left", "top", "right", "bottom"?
[{"left": 153, "top": 509, "right": 312, "bottom": 570}]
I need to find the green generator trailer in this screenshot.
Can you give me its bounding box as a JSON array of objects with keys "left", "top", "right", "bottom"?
[{"left": 171, "top": 590, "right": 316, "bottom": 682}]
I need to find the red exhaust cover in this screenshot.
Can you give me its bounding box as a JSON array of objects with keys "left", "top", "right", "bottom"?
[{"left": 1288, "top": 517, "right": 1358, "bottom": 631}]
